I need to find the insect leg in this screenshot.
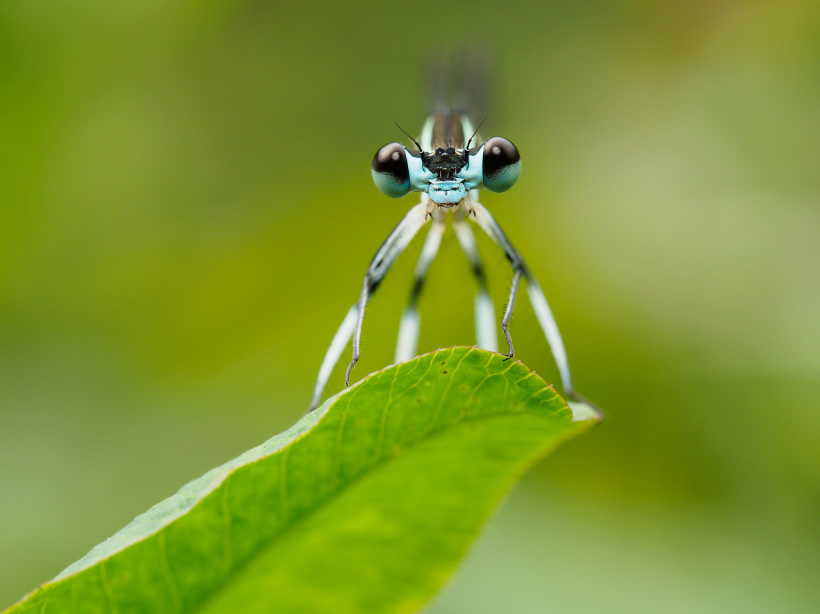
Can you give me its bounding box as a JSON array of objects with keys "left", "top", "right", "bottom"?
[
  {"left": 500, "top": 268, "right": 523, "bottom": 360},
  {"left": 346, "top": 202, "right": 429, "bottom": 386},
  {"left": 470, "top": 201, "right": 576, "bottom": 398},
  {"left": 395, "top": 220, "right": 445, "bottom": 363},
  {"left": 452, "top": 219, "right": 497, "bottom": 352},
  {"left": 307, "top": 303, "right": 358, "bottom": 412}
]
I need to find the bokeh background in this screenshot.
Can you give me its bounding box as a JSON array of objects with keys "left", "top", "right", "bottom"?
[{"left": 1, "top": 1, "right": 818, "bottom": 612}]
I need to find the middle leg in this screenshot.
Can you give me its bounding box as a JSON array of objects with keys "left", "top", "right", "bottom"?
[
  {"left": 346, "top": 202, "right": 429, "bottom": 386},
  {"left": 395, "top": 220, "right": 446, "bottom": 363},
  {"left": 452, "top": 218, "right": 498, "bottom": 352}
]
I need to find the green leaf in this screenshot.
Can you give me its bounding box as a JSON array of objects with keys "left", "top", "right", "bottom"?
[{"left": 5, "top": 347, "right": 600, "bottom": 614}]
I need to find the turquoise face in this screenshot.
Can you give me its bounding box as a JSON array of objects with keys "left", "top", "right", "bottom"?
[
  {"left": 396, "top": 145, "right": 486, "bottom": 206},
  {"left": 371, "top": 137, "right": 520, "bottom": 204},
  {"left": 428, "top": 179, "right": 466, "bottom": 204}
]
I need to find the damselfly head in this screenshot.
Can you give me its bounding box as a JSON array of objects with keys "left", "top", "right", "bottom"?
[
  {"left": 424, "top": 146, "right": 468, "bottom": 180},
  {"left": 371, "top": 133, "right": 521, "bottom": 202}
]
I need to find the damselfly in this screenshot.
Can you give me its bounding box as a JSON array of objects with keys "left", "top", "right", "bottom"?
[{"left": 308, "top": 106, "right": 597, "bottom": 416}]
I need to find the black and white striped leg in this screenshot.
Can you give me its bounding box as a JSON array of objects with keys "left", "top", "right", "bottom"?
[
  {"left": 308, "top": 202, "right": 429, "bottom": 412},
  {"left": 395, "top": 220, "right": 445, "bottom": 363},
  {"left": 346, "top": 202, "right": 430, "bottom": 387},
  {"left": 307, "top": 303, "right": 358, "bottom": 412},
  {"left": 452, "top": 219, "right": 497, "bottom": 352},
  {"left": 470, "top": 201, "right": 576, "bottom": 399}
]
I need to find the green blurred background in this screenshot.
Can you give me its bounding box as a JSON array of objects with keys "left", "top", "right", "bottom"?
[{"left": 1, "top": 1, "right": 818, "bottom": 612}]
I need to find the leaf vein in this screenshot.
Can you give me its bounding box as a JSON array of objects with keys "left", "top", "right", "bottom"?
[
  {"left": 428, "top": 348, "right": 467, "bottom": 431},
  {"left": 222, "top": 479, "right": 233, "bottom": 576},
  {"left": 158, "top": 531, "right": 181, "bottom": 613},
  {"left": 279, "top": 447, "right": 291, "bottom": 523},
  {"left": 98, "top": 563, "right": 118, "bottom": 614},
  {"left": 331, "top": 398, "right": 352, "bottom": 492},
  {"left": 391, "top": 352, "right": 435, "bottom": 403},
  {"left": 374, "top": 365, "right": 402, "bottom": 461}
]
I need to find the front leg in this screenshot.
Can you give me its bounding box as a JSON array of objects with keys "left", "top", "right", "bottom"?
[
  {"left": 346, "top": 202, "right": 429, "bottom": 386},
  {"left": 469, "top": 200, "right": 577, "bottom": 399},
  {"left": 500, "top": 268, "right": 523, "bottom": 360}
]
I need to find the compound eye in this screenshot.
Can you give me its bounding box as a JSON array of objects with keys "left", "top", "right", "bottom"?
[
  {"left": 372, "top": 143, "right": 411, "bottom": 198},
  {"left": 482, "top": 137, "right": 521, "bottom": 193}
]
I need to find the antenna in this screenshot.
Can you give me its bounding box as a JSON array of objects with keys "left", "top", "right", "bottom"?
[
  {"left": 465, "top": 116, "right": 487, "bottom": 151},
  {"left": 395, "top": 121, "right": 423, "bottom": 152}
]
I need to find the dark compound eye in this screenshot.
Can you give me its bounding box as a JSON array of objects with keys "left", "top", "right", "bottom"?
[
  {"left": 482, "top": 137, "right": 521, "bottom": 193},
  {"left": 372, "top": 142, "right": 411, "bottom": 198}
]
